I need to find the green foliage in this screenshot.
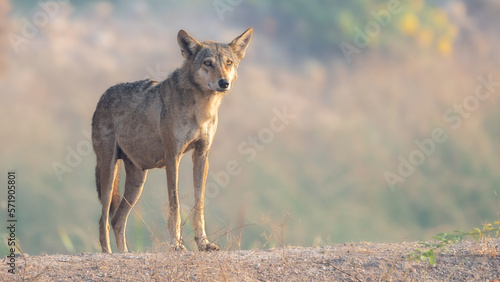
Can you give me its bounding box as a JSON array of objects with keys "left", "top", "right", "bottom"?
[{"left": 409, "top": 221, "right": 500, "bottom": 265}]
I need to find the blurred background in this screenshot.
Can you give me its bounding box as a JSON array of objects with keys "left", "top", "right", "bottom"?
[{"left": 1, "top": 0, "right": 499, "bottom": 255}]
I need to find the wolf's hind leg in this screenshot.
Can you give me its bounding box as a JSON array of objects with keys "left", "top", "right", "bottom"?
[
  {"left": 96, "top": 152, "right": 120, "bottom": 254},
  {"left": 111, "top": 158, "right": 147, "bottom": 253}
]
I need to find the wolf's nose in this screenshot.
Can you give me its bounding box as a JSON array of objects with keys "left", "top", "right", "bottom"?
[{"left": 218, "top": 79, "right": 230, "bottom": 89}]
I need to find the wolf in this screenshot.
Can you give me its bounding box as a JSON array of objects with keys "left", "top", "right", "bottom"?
[{"left": 91, "top": 28, "right": 253, "bottom": 253}]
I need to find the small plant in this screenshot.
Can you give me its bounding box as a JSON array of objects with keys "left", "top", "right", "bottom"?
[{"left": 409, "top": 220, "right": 500, "bottom": 265}]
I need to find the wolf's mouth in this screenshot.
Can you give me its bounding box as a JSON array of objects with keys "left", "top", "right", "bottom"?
[{"left": 208, "top": 83, "right": 230, "bottom": 92}]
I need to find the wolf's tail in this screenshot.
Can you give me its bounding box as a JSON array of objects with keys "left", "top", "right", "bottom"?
[{"left": 96, "top": 161, "right": 121, "bottom": 218}]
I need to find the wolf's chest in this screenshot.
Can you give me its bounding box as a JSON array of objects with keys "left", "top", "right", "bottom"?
[
  {"left": 177, "top": 115, "right": 216, "bottom": 147},
  {"left": 194, "top": 111, "right": 217, "bottom": 136}
]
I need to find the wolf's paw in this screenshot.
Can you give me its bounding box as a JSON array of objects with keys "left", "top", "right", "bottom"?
[
  {"left": 200, "top": 242, "right": 220, "bottom": 252},
  {"left": 196, "top": 237, "right": 220, "bottom": 252},
  {"left": 170, "top": 242, "right": 187, "bottom": 252}
]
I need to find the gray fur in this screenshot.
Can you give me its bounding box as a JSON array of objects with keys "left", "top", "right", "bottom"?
[{"left": 92, "top": 28, "right": 253, "bottom": 253}]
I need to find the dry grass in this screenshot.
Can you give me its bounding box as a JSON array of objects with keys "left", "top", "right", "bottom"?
[
  {"left": 2, "top": 241, "right": 498, "bottom": 281},
  {"left": 471, "top": 237, "right": 500, "bottom": 258}
]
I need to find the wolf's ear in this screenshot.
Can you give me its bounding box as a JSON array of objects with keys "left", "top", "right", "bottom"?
[
  {"left": 177, "top": 30, "right": 202, "bottom": 60},
  {"left": 230, "top": 28, "right": 253, "bottom": 60}
]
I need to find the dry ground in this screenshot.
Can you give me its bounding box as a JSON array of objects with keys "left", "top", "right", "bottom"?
[{"left": 2, "top": 240, "right": 499, "bottom": 281}]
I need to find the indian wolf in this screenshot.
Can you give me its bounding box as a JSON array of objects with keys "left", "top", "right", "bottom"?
[{"left": 92, "top": 28, "right": 253, "bottom": 253}]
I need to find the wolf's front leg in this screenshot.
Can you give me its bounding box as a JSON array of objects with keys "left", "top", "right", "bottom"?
[
  {"left": 192, "top": 149, "right": 220, "bottom": 251},
  {"left": 166, "top": 154, "right": 186, "bottom": 251}
]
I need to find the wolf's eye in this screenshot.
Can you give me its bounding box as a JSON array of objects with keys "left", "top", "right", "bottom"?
[
  {"left": 204, "top": 61, "right": 213, "bottom": 67},
  {"left": 226, "top": 60, "right": 233, "bottom": 66}
]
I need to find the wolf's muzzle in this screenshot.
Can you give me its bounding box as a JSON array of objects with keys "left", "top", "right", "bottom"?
[{"left": 218, "top": 79, "right": 230, "bottom": 90}]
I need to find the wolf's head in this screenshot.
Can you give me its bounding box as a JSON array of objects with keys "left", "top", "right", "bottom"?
[{"left": 177, "top": 28, "right": 253, "bottom": 93}]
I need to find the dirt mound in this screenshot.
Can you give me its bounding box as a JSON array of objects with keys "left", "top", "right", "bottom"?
[{"left": 2, "top": 241, "right": 499, "bottom": 281}]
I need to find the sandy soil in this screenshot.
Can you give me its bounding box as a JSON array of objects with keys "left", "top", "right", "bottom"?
[{"left": 2, "top": 240, "right": 499, "bottom": 281}]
